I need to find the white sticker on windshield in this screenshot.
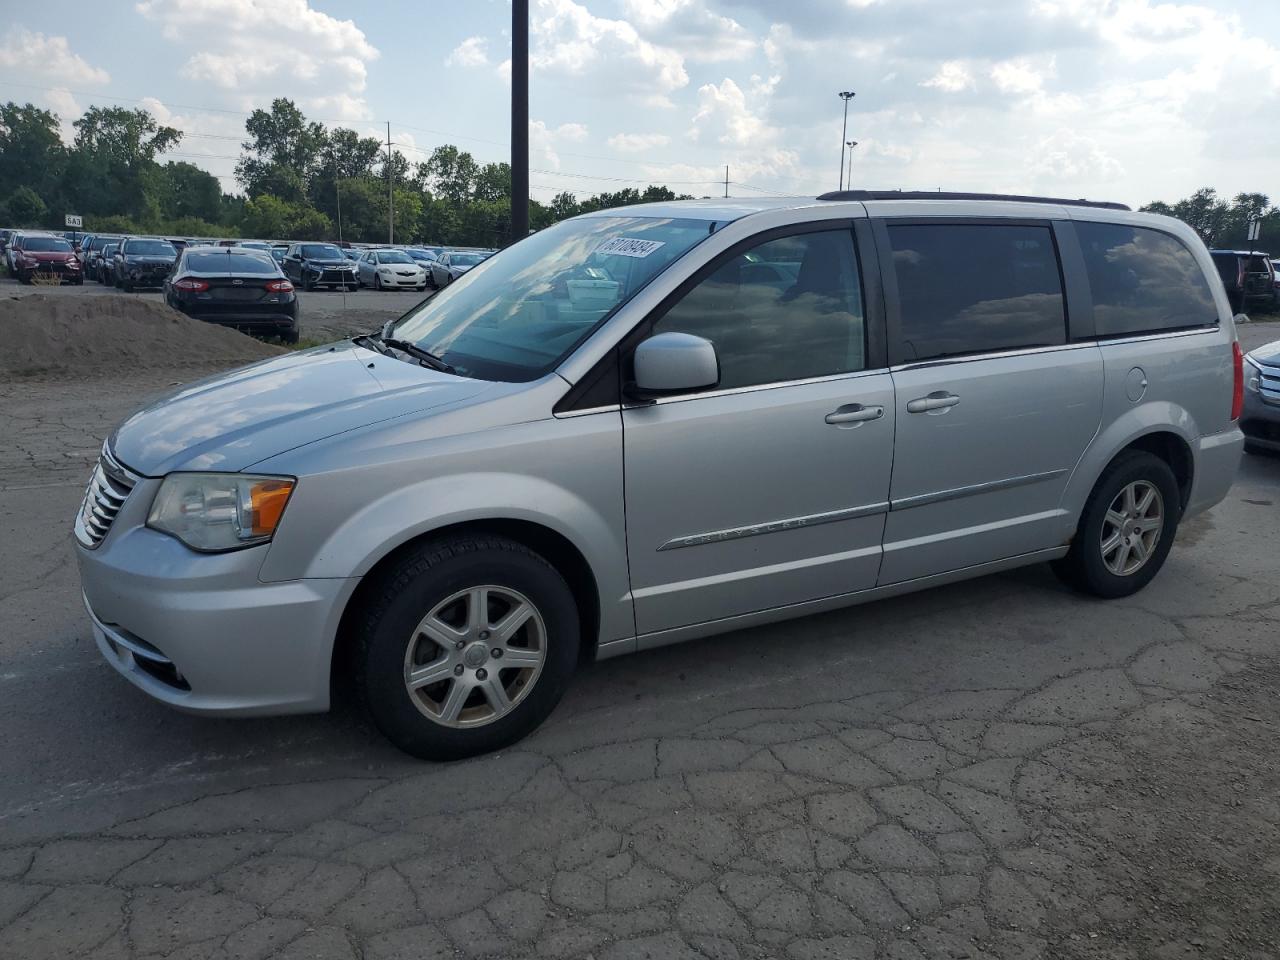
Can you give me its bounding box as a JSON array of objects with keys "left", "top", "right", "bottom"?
[{"left": 596, "top": 237, "right": 666, "bottom": 258}]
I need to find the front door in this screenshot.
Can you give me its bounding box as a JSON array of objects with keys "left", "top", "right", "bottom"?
[
  {"left": 875, "top": 219, "right": 1103, "bottom": 584},
  {"left": 622, "top": 225, "right": 895, "bottom": 636}
]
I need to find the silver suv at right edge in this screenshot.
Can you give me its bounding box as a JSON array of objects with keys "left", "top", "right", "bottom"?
[{"left": 75, "top": 191, "right": 1245, "bottom": 760}]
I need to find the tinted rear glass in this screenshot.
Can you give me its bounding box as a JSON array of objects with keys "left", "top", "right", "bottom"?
[
  {"left": 1077, "top": 223, "right": 1217, "bottom": 335},
  {"left": 186, "top": 252, "right": 278, "bottom": 274},
  {"left": 887, "top": 223, "right": 1065, "bottom": 361}
]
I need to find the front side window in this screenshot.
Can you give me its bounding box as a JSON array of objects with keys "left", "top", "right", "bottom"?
[
  {"left": 651, "top": 229, "right": 866, "bottom": 390},
  {"left": 390, "top": 215, "right": 714, "bottom": 381},
  {"left": 888, "top": 223, "right": 1065, "bottom": 361},
  {"left": 1077, "top": 223, "right": 1217, "bottom": 335}
]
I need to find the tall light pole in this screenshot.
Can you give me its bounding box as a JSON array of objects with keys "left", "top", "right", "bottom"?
[
  {"left": 511, "top": 0, "right": 529, "bottom": 244},
  {"left": 845, "top": 141, "right": 858, "bottom": 190},
  {"left": 837, "top": 91, "right": 855, "bottom": 192}
]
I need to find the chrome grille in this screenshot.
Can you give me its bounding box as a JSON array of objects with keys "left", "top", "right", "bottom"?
[{"left": 75, "top": 445, "right": 138, "bottom": 548}]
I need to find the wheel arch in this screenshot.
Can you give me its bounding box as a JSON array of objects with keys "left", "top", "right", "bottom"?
[{"left": 330, "top": 517, "right": 604, "bottom": 701}]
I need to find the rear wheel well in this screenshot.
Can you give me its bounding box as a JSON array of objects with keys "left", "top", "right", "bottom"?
[
  {"left": 1117, "top": 431, "right": 1194, "bottom": 510},
  {"left": 331, "top": 520, "right": 601, "bottom": 701}
]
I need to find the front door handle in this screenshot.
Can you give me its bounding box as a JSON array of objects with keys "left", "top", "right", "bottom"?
[
  {"left": 906, "top": 392, "right": 960, "bottom": 414},
  {"left": 825, "top": 403, "right": 884, "bottom": 425}
]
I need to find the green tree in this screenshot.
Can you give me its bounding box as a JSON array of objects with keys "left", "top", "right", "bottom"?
[
  {"left": 0, "top": 103, "right": 66, "bottom": 203},
  {"left": 419, "top": 145, "right": 479, "bottom": 203},
  {"left": 159, "top": 161, "right": 223, "bottom": 223},
  {"left": 5, "top": 185, "right": 47, "bottom": 225},
  {"left": 236, "top": 98, "right": 326, "bottom": 199},
  {"left": 239, "top": 194, "right": 331, "bottom": 239}
]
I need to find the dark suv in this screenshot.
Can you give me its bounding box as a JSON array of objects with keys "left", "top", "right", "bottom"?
[
  {"left": 1211, "top": 250, "right": 1275, "bottom": 312},
  {"left": 112, "top": 237, "right": 178, "bottom": 291}
]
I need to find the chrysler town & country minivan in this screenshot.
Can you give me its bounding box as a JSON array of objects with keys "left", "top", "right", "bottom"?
[{"left": 75, "top": 191, "right": 1245, "bottom": 759}]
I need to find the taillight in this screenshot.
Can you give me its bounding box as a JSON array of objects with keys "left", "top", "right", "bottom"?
[
  {"left": 1231, "top": 341, "right": 1244, "bottom": 421},
  {"left": 265, "top": 279, "right": 294, "bottom": 292},
  {"left": 172, "top": 278, "right": 209, "bottom": 292}
]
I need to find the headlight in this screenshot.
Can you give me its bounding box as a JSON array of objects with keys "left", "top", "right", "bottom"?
[
  {"left": 147, "top": 473, "right": 295, "bottom": 552},
  {"left": 1245, "top": 357, "right": 1261, "bottom": 393}
]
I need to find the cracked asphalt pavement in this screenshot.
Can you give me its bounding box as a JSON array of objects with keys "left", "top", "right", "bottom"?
[{"left": 1, "top": 320, "right": 1278, "bottom": 960}]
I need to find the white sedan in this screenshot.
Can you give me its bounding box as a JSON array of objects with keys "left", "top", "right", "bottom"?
[{"left": 357, "top": 249, "right": 428, "bottom": 291}]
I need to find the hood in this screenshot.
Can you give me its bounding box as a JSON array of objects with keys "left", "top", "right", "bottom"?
[
  {"left": 110, "top": 343, "right": 493, "bottom": 476},
  {"left": 23, "top": 251, "right": 76, "bottom": 262},
  {"left": 124, "top": 254, "right": 175, "bottom": 263},
  {"left": 1249, "top": 340, "right": 1280, "bottom": 369},
  {"left": 304, "top": 258, "right": 354, "bottom": 266}
]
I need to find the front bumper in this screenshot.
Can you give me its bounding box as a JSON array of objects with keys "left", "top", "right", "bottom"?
[
  {"left": 1241, "top": 378, "right": 1280, "bottom": 451},
  {"left": 76, "top": 475, "right": 356, "bottom": 716},
  {"left": 378, "top": 273, "right": 424, "bottom": 287}
]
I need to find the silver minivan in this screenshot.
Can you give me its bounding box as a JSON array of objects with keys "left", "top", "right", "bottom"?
[{"left": 75, "top": 191, "right": 1245, "bottom": 759}]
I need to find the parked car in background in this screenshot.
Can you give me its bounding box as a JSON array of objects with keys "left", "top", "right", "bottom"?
[
  {"left": 164, "top": 246, "right": 299, "bottom": 344},
  {"left": 1271, "top": 259, "right": 1280, "bottom": 305},
  {"left": 1242, "top": 340, "right": 1280, "bottom": 453},
  {"left": 0, "top": 228, "right": 13, "bottom": 256},
  {"left": 425, "top": 249, "right": 490, "bottom": 288},
  {"left": 403, "top": 247, "right": 439, "bottom": 272},
  {"left": 1211, "top": 250, "right": 1275, "bottom": 312},
  {"left": 4, "top": 231, "right": 26, "bottom": 274},
  {"left": 95, "top": 243, "right": 120, "bottom": 283},
  {"left": 82, "top": 234, "right": 121, "bottom": 281},
  {"left": 11, "top": 233, "right": 82, "bottom": 283},
  {"left": 357, "top": 248, "right": 427, "bottom": 290},
  {"left": 111, "top": 237, "right": 178, "bottom": 291},
  {"left": 238, "top": 240, "right": 274, "bottom": 254},
  {"left": 282, "top": 242, "right": 359, "bottom": 291},
  {"left": 73, "top": 192, "right": 1244, "bottom": 760},
  {"left": 167, "top": 238, "right": 191, "bottom": 256}
]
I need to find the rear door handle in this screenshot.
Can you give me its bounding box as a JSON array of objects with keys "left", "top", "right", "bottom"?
[
  {"left": 906, "top": 392, "right": 960, "bottom": 414},
  {"left": 825, "top": 403, "right": 884, "bottom": 425}
]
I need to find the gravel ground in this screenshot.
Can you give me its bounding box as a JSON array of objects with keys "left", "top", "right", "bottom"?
[{"left": 0, "top": 289, "right": 1278, "bottom": 958}]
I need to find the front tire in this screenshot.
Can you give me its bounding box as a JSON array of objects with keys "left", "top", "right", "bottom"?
[
  {"left": 357, "top": 535, "right": 580, "bottom": 761},
  {"left": 1052, "top": 451, "right": 1181, "bottom": 598}
]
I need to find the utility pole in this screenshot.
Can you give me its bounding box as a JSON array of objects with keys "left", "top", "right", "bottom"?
[
  {"left": 511, "top": 0, "right": 529, "bottom": 244},
  {"left": 837, "top": 91, "right": 855, "bottom": 191},
  {"left": 724, "top": 165, "right": 729, "bottom": 198},
  {"left": 386, "top": 121, "right": 394, "bottom": 244}
]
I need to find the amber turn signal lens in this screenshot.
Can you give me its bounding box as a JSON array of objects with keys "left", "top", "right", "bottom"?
[{"left": 248, "top": 479, "right": 294, "bottom": 537}]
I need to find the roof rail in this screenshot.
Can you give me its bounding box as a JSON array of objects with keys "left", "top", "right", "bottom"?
[{"left": 816, "top": 190, "right": 1130, "bottom": 211}]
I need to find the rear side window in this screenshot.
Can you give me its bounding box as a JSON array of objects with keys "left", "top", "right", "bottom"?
[
  {"left": 1077, "top": 223, "right": 1217, "bottom": 335},
  {"left": 887, "top": 223, "right": 1065, "bottom": 361}
]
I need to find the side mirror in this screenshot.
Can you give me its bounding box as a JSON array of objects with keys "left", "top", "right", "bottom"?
[{"left": 630, "top": 332, "right": 720, "bottom": 398}]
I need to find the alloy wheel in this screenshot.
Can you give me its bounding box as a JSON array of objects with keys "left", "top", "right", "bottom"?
[
  {"left": 1100, "top": 480, "right": 1164, "bottom": 576},
  {"left": 402, "top": 585, "right": 546, "bottom": 728}
]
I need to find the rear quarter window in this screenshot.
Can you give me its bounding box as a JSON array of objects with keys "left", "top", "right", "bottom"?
[
  {"left": 887, "top": 222, "right": 1066, "bottom": 361},
  {"left": 1077, "top": 223, "right": 1217, "bottom": 336}
]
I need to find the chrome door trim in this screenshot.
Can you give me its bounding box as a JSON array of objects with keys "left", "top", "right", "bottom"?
[
  {"left": 640, "top": 366, "right": 891, "bottom": 407},
  {"left": 890, "top": 468, "right": 1068, "bottom": 511},
  {"left": 657, "top": 501, "right": 890, "bottom": 551},
  {"left": 890, "top": 341, "right": 1096, "bottom": 373}
]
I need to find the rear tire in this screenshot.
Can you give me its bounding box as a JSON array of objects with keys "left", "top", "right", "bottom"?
[
  {"left": 373, "top": 274, "right": 383, "bottom": 291},
  {"left": 281, "top": 325, "right": 300, "bottom": 345},
  {"left": 1052, "top": 451, "right": 1181, "bottom": 598},
  {"left": 357, "top": 534, "right": 580, "bottom": 761}
]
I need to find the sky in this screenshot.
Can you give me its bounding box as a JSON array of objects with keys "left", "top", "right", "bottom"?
[{"left": 3, "top": 0, "right": 1279, "bottom": 208}]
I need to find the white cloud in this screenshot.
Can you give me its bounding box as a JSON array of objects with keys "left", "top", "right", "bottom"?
[
  {"left": 608, "top": 132, "right": 673, "bottom": 153},
  {"left": 0, "top": 28, "right": 110, "bottom": 86},
  {"left": 619, "top": 0, "right": 755, "bottom": 63},
  {"left": 446, "top": 36, "right": 489, "bottom": 68},
  {"left": 1030, "top": 129, "right": 1124, "bottom": 182},
  {"left": 689, "top": 77, "right": 774, "bottom": 147},
  {"left": 529, "top": 0, "right": 688, "bottom": 107},
  {"left": 530, "top": 119, "right": 591, "bottom": 170},
  {"left": 136, "top": 0, "right": 379, "bottom": 118},
  {"left": 921, "top": 60, "right": 975, "bottom": 93},
  {"left": 990, "top": 58, "right": 1047, "bottom": 95}
]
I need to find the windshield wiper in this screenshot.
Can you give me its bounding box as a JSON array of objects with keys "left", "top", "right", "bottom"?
[
  {"left": 352, "top": 334, "right": 392, "bottom": 356},
  {"left": 380, "top": 337, "right": 457, "bottom": 375}
]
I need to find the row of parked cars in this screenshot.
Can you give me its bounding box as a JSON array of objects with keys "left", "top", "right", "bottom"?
[{"left": 0, "top": 228, "right": 497, "bottom": 345}]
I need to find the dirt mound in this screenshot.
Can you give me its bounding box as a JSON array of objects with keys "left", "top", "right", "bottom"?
[{"left": 1, "top": 294, "right": 285, "bottom": 378}]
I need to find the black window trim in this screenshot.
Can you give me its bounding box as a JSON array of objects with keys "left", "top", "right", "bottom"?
[
  {"left": 873, "top": 216, "right": 1075, "bottom": 366},
  {"left": 1065, "top": 219, "right": 1221, "bottom": 341},
  {"left": 555, "top": 218, "right": 886, "bottom": 414}
]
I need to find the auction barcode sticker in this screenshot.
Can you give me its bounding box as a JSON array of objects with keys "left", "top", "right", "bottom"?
[{"left": 596, "top": 237, "right": 666, "bottom": 258}]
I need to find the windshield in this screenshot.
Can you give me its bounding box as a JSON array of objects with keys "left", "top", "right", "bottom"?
[
  {"left": 301, "top": 244, "right": 344, "bottom": 259},
  {"left": 406, "top": 249, "right": 436, "bottom": 260},
  {"left": 389, "top": 215, "right": 713, "bottom": 381},
  {"left": 378, "top": 250, "right": 414, "bottom": 264},
  {"left": 23, "top": 237, "right": 73, "bottom": 252},
  {"left": 126, "top": 240, "right": 176, "bottom": 256},
  {"left": 450, "top": 252, "right": 486, "bottom": 267}
]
